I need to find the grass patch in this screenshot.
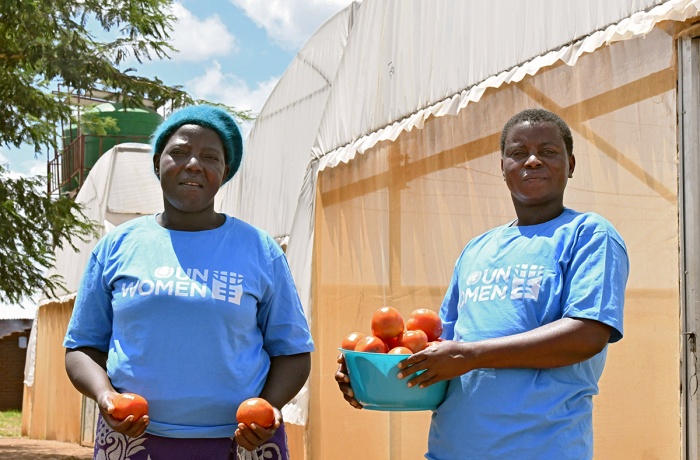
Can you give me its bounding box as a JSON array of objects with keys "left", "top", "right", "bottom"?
[{"left": 0, "top": 410, "right": 22, "bottom": 438}]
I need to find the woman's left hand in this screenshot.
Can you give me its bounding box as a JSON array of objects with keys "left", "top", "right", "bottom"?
[
  {"left": 234, "top": 407, "right": 282, "bottom": 452},
  {"left": 396, "top": 340, "right": 471, "bottom": 388}
]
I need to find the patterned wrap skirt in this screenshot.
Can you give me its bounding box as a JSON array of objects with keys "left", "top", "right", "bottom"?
[{"left": 92, "top": 415, "right": 290, "bottom": 460}]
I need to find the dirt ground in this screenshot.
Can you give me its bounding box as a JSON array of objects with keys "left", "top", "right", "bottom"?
[{"left": 0, "top": 437, "right": 93, "bottom": 460}]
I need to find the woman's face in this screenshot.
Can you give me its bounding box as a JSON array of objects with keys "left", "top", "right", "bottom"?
[
  {"left": 500, "top": 121, "right": 575, "bottom": 213},
  {"left": 153, "top": 124, "right": 230, "bottom": 215}
]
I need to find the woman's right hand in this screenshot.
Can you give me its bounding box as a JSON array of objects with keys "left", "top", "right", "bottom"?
[
  {"left": 97, "top": 391, "right": 150, "bottom": 438},
  {"left": 335, "top": 354, "right": 363, "bottom": 409}
]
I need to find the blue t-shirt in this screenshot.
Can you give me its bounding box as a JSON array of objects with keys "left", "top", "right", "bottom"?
[
  {"left": 427, "top": 209, "right": 628, "bottom": 460},
  {"left": 64, "top": 215, "right": 314, "bottom": 438}
]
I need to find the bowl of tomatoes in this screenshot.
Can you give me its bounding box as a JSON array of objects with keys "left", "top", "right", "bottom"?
[
  {"left": 341, "top": 348, "right": 448, "bottom": 411},
  {"left": 339, "top": 306, "right": 448, "bottom": 411}
]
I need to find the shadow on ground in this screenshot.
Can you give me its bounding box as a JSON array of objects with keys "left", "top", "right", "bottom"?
[{"left": 0, "top": 437, "right": 93, "bottom": 459}]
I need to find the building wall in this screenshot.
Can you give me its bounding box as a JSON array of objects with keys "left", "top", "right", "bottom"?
[{"left": 0, "top": 328, "right": 32, "bottom": 410}]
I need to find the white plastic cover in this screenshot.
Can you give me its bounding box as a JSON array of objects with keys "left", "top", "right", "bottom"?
[
  {"left": 216, "top": 2, "right": 361, "bottom": 242},
  {"left": 313, "top": 0, "right": 698, "bottom": 169}
]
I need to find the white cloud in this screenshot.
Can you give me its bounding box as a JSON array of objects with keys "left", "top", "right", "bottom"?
[
  {"left": 27, "top": 160, "right": 48, "bottom": 177},
  {"left": 186, "top": 61, "right": 279, "bottom": 125},
  {"left": 0, "top": 147, "right": 45, "bottom": 178},
  {"left": 230, "top": 0, "right": 355, "bottom": 51},
  {"left": 168, "top": 3, "right": 238, "bottom": 62}
]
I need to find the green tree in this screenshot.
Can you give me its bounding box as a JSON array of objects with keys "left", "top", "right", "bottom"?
[
  {"left": 0, "top": 0, "right": 252, "bottom": 304},
  {"left": 0, "top": 166, "right": 96, "bottom": 304}
]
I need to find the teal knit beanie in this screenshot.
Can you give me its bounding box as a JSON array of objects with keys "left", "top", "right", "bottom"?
[{"left": 151, "top": 105, "right": 243, "bottom": 184}]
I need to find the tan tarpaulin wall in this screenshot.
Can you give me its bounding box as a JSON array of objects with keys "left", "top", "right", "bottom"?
[
  {"left": 308, "top": 26, "right": 680, "bottom": 459},
  {"left": 21, "top": 297, "right": 82, "bottom": 443}
]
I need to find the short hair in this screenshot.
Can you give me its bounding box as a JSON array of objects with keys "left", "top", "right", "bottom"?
[{"left": 500, "top": 109, "right": 573, "bottom": 156}]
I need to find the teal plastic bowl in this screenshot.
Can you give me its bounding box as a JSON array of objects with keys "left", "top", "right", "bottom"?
[{"left": 341, "top": 349, "right": 448, "bottom": 411}]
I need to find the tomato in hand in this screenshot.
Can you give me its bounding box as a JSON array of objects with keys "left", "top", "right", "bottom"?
[
  {"left": 406, "top": 308, "right": 443, "bottom": 342},
  {"left": 399, "top": 329, "right": 429, "bottom": 353},
  {"left": 112, "top": 393, "right": 149, "bottom": 421},
  {"left": 371, "top": 306, "right": 405, "bottom": 340},
  {"left": 236, "top": 397, "right": 275, "bottom": 429},
  {"left": 341, "top": 332, "right": 367, "bottom": 350},
  {"left": 354, "top": 335, "right": 389, "bottom": 353},
  {"left": 388, "top": 346, "right": 413, "bottom": 354}
]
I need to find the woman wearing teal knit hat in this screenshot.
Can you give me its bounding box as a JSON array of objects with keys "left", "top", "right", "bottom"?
[{"left": 64, "top": 105, "right": 314, "bottom": 460}]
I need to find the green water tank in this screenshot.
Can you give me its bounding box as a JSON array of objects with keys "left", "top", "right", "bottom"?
[{"left": 60, "top": 102, "right": 163, "bottom": 193}]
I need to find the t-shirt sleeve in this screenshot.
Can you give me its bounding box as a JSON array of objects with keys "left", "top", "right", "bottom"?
[
  {"left": 439, "top": 259, "right": 462, "bottom": 341},
  {"left": 257, "top": 245, "right": 315, "bottom": 356},
  {"left": 562, "top": 228, "right": 629, "bottom": 343},
  {"left": 63, "top": 252, "right": 113, "bottom": 351}
]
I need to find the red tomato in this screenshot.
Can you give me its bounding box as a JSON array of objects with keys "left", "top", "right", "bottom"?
[
  {"left": 388, "top": 346, "right": 413, "bottom": 354},
  {"left": 112, "top": 393, "right": 149, "bottom": 421},
  {"left": 382, "top": 332, "right": 404, "bottom": 350},
  {"left": 236, "top": 397, "right": 275, "bottom": 429},
  {"left": 371, "top": 306, "right": 405, "bottom": 340},
  {"left": 399, "top": 329, "right": 429, "bottom": 353},
  {"left": 406, "top": 308, "right": 443, "bottom": 342},
  {"left": 354, "top": 335, "right": 389, "bottom": 353},
  {"left": 341, "top": 331, "right": 367, "bottom": 350}
]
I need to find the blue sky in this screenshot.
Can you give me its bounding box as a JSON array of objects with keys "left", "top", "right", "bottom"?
[{"left": 0, "top": 0, "right": 355, "bottom": 177}]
